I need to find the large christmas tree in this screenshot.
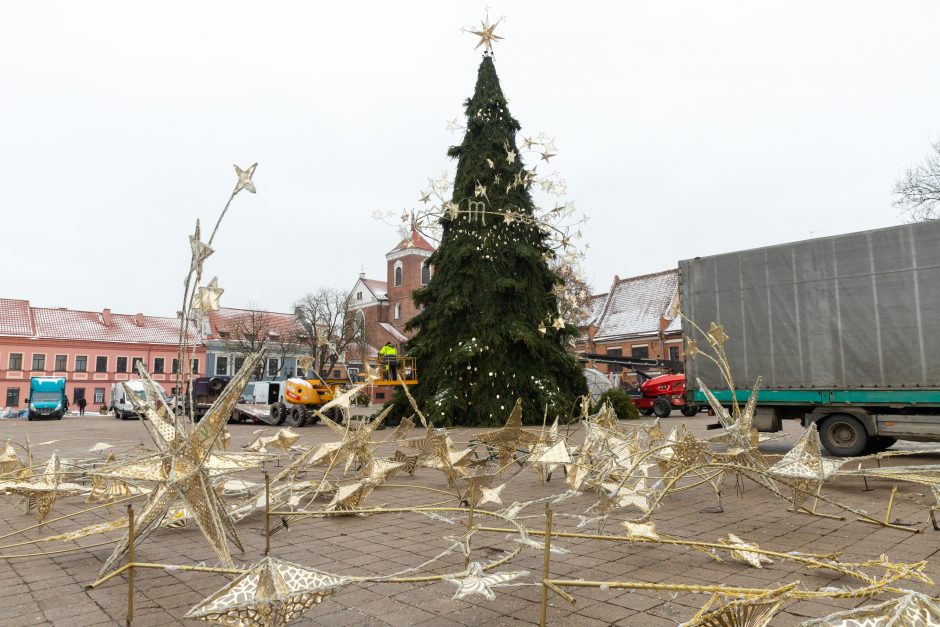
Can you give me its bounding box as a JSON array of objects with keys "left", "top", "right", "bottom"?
[{"left": 393, "top": 51, "right": 587, "bottom": 426}]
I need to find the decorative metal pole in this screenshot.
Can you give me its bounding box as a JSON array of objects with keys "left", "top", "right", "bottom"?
[
  {"left": 539, "top": 503, "right": 554, "bottom": 627},
  {"left": 264, "top": 471, "right": 271, "bottom": 556},
  {"left": 127, "top": 504, "right": 135, "bottom": 626}
]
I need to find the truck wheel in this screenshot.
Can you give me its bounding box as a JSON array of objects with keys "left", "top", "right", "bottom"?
[
  {"left": 639, "top": 408, "right": 654, "bottom": 417},
  {"left": 286, "top": 406, "right": 304, "bottom": 427},
  {"left": 866, "top": 436, "right": 897, "bottom": 454},
  {"left": 818, "top": 414, "right": 868, "bottom": 457},
  {"left": 304, "top": 407, "right": 321, "bottom": 426},
  {"left": 269, "top": 403, "right": 281, "bottom": 424},
  {"left": 652, "top": 397, "right": 672, "bottom": 418},
  {"left": 274, "top": 402, "right": 288, "bottom": 426},
  {"left": 208, "top": 377, "right": 225, "bottom": 394},
  {"left": 680, "top": 404, "right": 700, "bottom": 417}
]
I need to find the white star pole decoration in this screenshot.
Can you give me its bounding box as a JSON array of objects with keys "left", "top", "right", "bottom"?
[{"left": 233, "top": 163, "right": 257, "bottom": 194}]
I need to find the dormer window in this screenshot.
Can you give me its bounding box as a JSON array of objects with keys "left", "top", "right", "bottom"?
[
  {"left": 219, "top": 331, "right": 231, "bottom": 338},
  {"left": 394, "top": 261, "right": 403, "bottom": 287},
  {"left": 357, "top": 291, "right": 363, "bottom": 300}
]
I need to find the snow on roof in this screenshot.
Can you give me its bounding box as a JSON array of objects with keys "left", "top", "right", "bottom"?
[
  {"left": 664, "top": 315, "right": 682, "bottom": 334},
  {"left": 379, "top": 322, "right": 408, "bottom": 343},
  {"left": 582, "top": 292, "right": 609, "bottom": 327},
  {"left": 0, "top": 299, "right": 34, "bottom": 337},
  {"left": 387, "top": 226, "right": 435, "bottom": 255},
  {"left": 208, "top": 307, "right": 303, "bottom": 339},
  {"left": 361, "top": 279, "right": 387, "bottom": 300},
  {"left": 594, "top": 270, "right": 679, "bottom": 341},
  {"left": 30, "top": 306, "right": 198, "bottom": 345}
]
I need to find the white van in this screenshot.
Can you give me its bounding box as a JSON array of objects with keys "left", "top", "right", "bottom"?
[
  {"left": 110, "top": 381, "right": 165, "bottom": 420},
  {"left": 240, "top": 381, "right": 281, "bottom": 405}
]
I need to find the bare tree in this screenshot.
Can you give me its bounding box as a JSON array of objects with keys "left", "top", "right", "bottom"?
[
  {"left": 228, "top": 305, "right": 294, "bottom": 381},
  {"left": 895, "top": 139, "right": 940, "bottom": 222},
  {"left": 293, "top": 288, "right": 366, "bottom": 377},
  {"left": 550, "top": 257, "right": 593, "bottom": 327}
]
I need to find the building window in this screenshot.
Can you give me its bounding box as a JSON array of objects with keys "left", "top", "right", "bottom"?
[
  {"left": 394, "top": 262, "right": 403, "bottom": 287},
  {"left": 73, "top": 388, "right": 85, "bottom": 402},
  {"left": 631, "top": 346, "right": 649, "bottom": 359},
  {"left": 54, "top": 355, "right": 68, "bottom": 371},
  {"left": 421, "top": 261, "right": 431, "bottom": 285},
  {"left": 95, "top": 356, "right": 108, "bottom": 372},
  {"left": 31, "top": 354, "right": 45, "bottom": 371},
  {"left": 94, "top": 388, "right": 105, "bottom": 404},
  {"left": 394, "top": 303, "right": 401, "bottom": 320},
  {"left": 267, "top": 358, "right": 280, "bottom": 377},
  {"left": 375, "top": 392, "right": 385, "bottom": 400},
  {"left": 116, "top": 356, "right": 128, "bottom": 373},
  {"left": 606, "top": 348, "right": 623, "bottom": 374},
  {"left": 132, "top": 357, "right": 144, "bottom": 373},
  {"left": 6, "top": 388, "right": 20, "bottom": 407},
  {"left": 234, "top": 356, "right": 245, "bottom": 374},
  {"left": 153, "top": 358, "right": 165, "bottom": 374},
  {"left": 332, "top": 370, "right": 340, "bottom": 378},
  {"left": 216, "top": 356, "right": 229, "bottom": 376},
  {"left": 357, "top": 291, "right": 363, "bottom": 300},
  {"left": 8, "top": 353, "right": 22, "bottom": 371},
  {"left": 172, "top": 359, "right": 179, "bottom": 374},
  {"left": 75, "top": 355, "right": 88, "bottom": 372},
  {"left": 668, "top": 346, "right": 680, "bottom": 362},
  {"left": 191, "top": 359, "right": 199, "bottom": 374}
]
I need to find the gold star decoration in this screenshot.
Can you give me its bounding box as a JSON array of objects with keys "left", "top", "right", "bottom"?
[
  {"left": 0, "top": 451, "right": 86, "bottom": 523},
  {"left": 444, "top": 562, "right": 528, "bottom": 601},
  {"left": 706, "top": 322, "right": 729, "bottom": 347},
  {"left": 475, "top": 399, "right": 543, "bottom": 465},
  {"left": 419, "top": 191, "right": 431, "bottom": 204},
  {"left": 185, "top": 557, "right": 348, "bottom": 626},
  {"left": 193, "top": 276, "right": 224, "bottom": 314},
  {"left": 465, "top": 12, "right": 504, "bottom": 55},
  {"left": 233, "top": 163, "right": 257, "bottom": 194},
  {"left": 189, "top": 220, "right": 214, "bottom": 275},
  {"left": 94, "top": 351, "right": 266, "bottom": 577}
]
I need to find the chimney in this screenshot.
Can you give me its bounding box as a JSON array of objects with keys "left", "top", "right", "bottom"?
[
  {"left": 135, "top": 313, "right": 145, "bottom": 327},
  {"left": 102, "top": 308, "right": 112, "bottom": 327}
]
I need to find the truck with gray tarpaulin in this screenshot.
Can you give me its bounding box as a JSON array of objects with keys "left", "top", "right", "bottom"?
[{"left": 679, "top": 220, "right": 940, "bottom": 456}]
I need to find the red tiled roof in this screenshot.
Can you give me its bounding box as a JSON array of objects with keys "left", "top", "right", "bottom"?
[
  {"left": 30, "top": 306, "right": 199, "bottom": 345},
  {"left": 207, "top": 307, "right": 304, "bottom": 340},
  {"left": 387, "top": 226, "right": 435, "bottom": 255},
  {"left": 0, "top": 299, "right": 34, "bottom": 337}
]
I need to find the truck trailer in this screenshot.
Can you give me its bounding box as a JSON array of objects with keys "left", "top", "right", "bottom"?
[{"left": 680, "top": 220, "right": 940, "bottom": 456}]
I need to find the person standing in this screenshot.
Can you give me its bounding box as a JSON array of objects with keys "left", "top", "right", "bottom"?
[
  {"left": 77, "top": 396, "right": 87, "bottom": 416},
  {"left": 379, "top": 342, "right": 399, "bottom": 381}
]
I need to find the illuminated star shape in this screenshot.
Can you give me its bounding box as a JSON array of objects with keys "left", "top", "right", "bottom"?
[
  {"left": 522, "top": 137, "right": 536, "bottom": 150},
  {"left": 193, "top": 276, "right": 224, "bottom": 314},
  {"left": 707, "top": 322, "right": 729, "bottom": 346},
  {"left": 479, "top": 483, "right": 505, "bottom": 506},
  {"left": 539, "top": 179, "right": 554, "bottom": 192},
  {"left": 419, "top": 191, "right": 431, "bottom": 204},
  {"left": 475, "top": 400, "right": 542, "bottom": 465},
  {"left": 401, "top": 208, "right": 410, "bottom": 223},
  {"left": 465, "top": 13, "right": 504, "bottom": 55},
  {"left": 446, "top": 118, "right": 464, "bottom": 132},
  {"left": 474, "top": 181, "right": 486, "bottom": 197},
  {"left": 233, "top": 163, "right": 257, "bottom": 194},
  {"left": 506, "top": 149, "right": 516, "bottom": 164},
  {"left": 540, "top": 150, "right": 557, "bottom": 162},
  {"left": 552, "top": 317, "right": 566, "bottom": 330}
]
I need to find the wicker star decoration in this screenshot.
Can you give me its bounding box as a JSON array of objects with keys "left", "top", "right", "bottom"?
[
  {"left": 193, "top": 277, "right": 224, "bottom": 314},
  {"left": 766, "top": 423, "right": 843, "bottom": 510},
  {"left": 233, "top": 163, "right": 257, "bottom": 194},
  {"left": 94, "top": 351, "right": 265, "bottom": 577},
  {"left": 800, "top": 590, "right": 940, "bottom": 627},
  {"left": 444, "top": 562, "right": 528, "bottom": 601},
  {"left": 475, "top": 399, "right": 542, "bottom": 465},
  {"left": 189, "top": 220, "right": 214, "bottom": 276},
  {"left": 0, "top": 451, "right": 86, "bottom": 523},
  {"left": 0, "top": 439, "right": 22, "bottom": 477},
  {"left": 464, "top": 12, "right": 504, "bottom": 55},
  {"left": 719, "top": 533, "right": 774, "bottom": 569},
  {"left": 185, "top": 556, "right": 347, "bottom": 626}
]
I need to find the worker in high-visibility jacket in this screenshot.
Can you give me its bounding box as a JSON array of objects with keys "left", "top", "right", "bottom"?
[{"left": 379, "top": 342, "right": 399, "bottom": 381}]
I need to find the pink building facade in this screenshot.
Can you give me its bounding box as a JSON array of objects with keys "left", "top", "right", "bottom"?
[{"left": 0, "top": 299, "right": 203, "bottom": 410}]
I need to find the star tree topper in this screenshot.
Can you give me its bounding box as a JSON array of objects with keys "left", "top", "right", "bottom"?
[{"left": 464, "top": 11, "right": 504, "bottom": 55}]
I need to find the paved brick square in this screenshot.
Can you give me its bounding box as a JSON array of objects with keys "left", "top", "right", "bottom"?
[{"left": 1, "top": 413, "right": 938, "bottom": 625}]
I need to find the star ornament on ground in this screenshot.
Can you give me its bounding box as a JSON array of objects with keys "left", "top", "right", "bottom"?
[
  {"left": 185, "top": 556, "right": 348, "bottom": 626},
  {"left": 445, "top": 562, "right": 528, "bottom": 601},
  {"left": 464, "top": 12, "right": 504, "bottom": 55},
  {"left": 233, "top": 163, "right": 257, "bottom": 194},
  {"left": 94, "top": 351, "right": 266, "bottom": 577}
]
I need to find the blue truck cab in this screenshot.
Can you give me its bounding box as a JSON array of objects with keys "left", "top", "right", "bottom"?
[{"left": 27, "top": 376, "right": 68, "bottom": 421}]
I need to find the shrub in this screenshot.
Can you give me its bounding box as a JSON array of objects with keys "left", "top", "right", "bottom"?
[{"left": 591, "top": 389, "right": 640, "bottom": 420}]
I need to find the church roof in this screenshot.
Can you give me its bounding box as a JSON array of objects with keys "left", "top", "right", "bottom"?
[{"left": 387, "top": 226, "right": 435, "bottom": 255}]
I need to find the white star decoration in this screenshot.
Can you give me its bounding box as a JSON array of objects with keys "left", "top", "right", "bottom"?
[{"left": 234, "top": 163, "right": 257, "bottom": 194}]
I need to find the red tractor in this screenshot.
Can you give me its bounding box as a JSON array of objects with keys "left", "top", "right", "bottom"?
[{"left": 579, "top": 353, "right": 701, "bottom": 418}]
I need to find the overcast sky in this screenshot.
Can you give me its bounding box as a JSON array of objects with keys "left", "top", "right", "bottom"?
[{"left": 2, "top": 2, "right": 938, "bottom": 316}]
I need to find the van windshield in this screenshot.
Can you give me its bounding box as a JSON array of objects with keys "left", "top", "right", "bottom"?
[{"left": 32, "top": 392, "right": 61, "bottom": 402}]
